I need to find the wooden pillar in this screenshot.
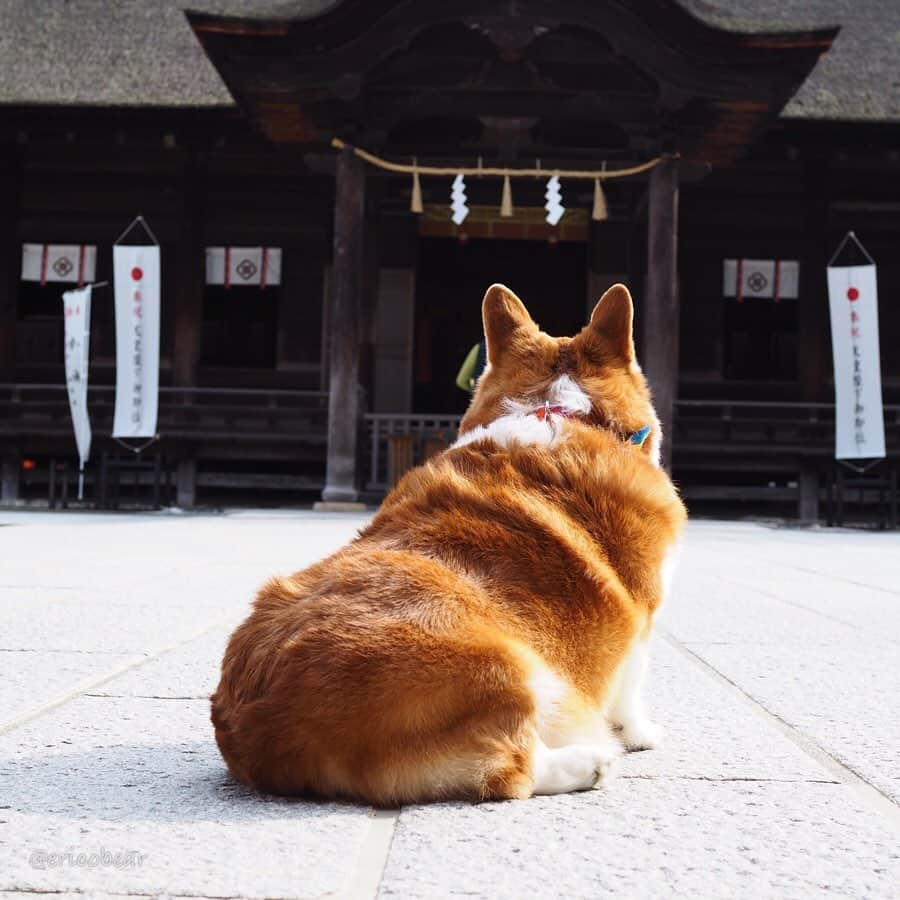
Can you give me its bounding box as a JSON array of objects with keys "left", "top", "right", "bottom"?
[
  {"left": 171, "top": 151, "right": 205, "bottom": 507},
  {"left": 799, "top": 160, "right": 830, "bottom": 402},
  {"left": 173, "top": 150, "right": 206, "bottom": 388},
  {"left": 1, "top": 454, "right": 20, "bottom": 504},
  {"left": 176, "top": 458, "right": 197, "bottom": 508},
  {"left": 358, "top": 203, "right": 379, "bottom": 410},
  {"left": 319, "top": 146, "right": 365, "bottom": 505},
  {"left": 796, "top": 159, "right": 830, "bottom": 523},
  {"left": 0, "top": 147, "right": 21, "bottom": 379},
  {"left": 798, "top": 467, "right": 819, "bottom": 523},
  {"left": 0, "top": 148, "right": 22, "bottom": 502},
  {"left": 642, "top": 157, "right": 680, "bottom": 472}
]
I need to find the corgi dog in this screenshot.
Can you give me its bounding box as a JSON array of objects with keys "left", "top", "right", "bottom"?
[{"left": 211, "top": 283, "right": 686, "bottom": 804}]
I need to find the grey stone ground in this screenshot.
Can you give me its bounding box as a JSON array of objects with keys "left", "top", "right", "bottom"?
[{"left": 0, "top": 509, "right": 898, "bottom": 899}]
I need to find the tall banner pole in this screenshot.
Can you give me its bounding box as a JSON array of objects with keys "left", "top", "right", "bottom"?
[
  {"left": 826, "top": 232, "right": 885, "bottom": 464},
  {"left": 112, "top": 216, "right": 161, "bottom": 448},
  {"left": 62, "top": 285, "right": 93, "bottom": 499}
]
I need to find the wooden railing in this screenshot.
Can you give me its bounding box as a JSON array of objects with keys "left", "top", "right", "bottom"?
[
  {"left": 364, "top": 401, "right": 900, "bottom": 498},
  {"left": 5, "top": 388, "right": 899, "bottom": 510},
  {"left": 673, "top": 399, "right": 900, "bottom": 457},
  {"left": 0, "top": 383, "right": 329, "bottom": 445},
  {"left": 365, "top": 413, "right": 462, "bottom": 492}
]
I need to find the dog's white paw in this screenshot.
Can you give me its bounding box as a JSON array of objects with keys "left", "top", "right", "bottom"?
[
  {"left": 619, "top": 718, "right": 664, "bottom": 752},
  {"left": 532, "top": 742, "right": 620, "bottom": 795}
]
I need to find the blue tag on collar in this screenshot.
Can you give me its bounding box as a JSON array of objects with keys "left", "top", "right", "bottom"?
[{"left": 630, "top": 425, "right": 651, "bottom": 446}]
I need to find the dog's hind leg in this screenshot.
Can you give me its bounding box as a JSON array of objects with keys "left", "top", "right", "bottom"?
[
  {"left": 606, "top": 541, "right": 681, "bottom": 751},
  {"left": 605, "top": 637, "right": 663, "bottom": 751}
]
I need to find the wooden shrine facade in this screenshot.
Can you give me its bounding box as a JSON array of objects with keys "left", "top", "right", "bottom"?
[
  {"left": 1, "top": 0, "right": 899, "bottom": 517},
  {"left": 187, "top": 0, "right": 835, "bottom": 503}
]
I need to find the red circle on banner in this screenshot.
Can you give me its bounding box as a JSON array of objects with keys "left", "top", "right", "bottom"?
[
  {"left": 131, "top": 267, "right": 143, "bottom": 281},
  {"left": 847, "top": 287, "right": 859, "bottom": 301}
]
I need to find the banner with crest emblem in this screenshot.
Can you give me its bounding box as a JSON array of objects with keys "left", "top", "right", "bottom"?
[
  {"left": 22, "top": 244, "right": 97, "bottom": 285},
  {"left": 205, "top": 247, "right": 282, "bottom": 288}
]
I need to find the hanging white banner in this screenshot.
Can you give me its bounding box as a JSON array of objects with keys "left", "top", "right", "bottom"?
[
  {"left": 22, "top": 243, "right": 97, "bottom": 284},
  {"left": 62, "top": 286, "right": 92, "bottom": 483},
  {"left": 205, "top": 247, "right": 282, "bottom": 287},
  {"left": 827, "top": 263, "right": 885, "bottom": 460},
  {"left": 113, "top": 245, "right": 160, "bottom": 438}
]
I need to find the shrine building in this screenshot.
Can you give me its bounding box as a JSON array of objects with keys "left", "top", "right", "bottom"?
[{"left": 0, "top": 0, "right": 898, "bottom": 520}]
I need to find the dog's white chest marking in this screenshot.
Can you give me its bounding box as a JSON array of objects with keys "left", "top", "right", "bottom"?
[{"left": 543, "top": 375, "right": 593, "bottom": 416}]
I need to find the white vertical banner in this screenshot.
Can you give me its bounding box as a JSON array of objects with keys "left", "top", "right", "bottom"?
[
  {"left": 113, "top": 244, "right": 160, "bottom": 438},
  {"left": 62, "top": 285, "right": 92, "bottom": 496},
  {"left": 827, "top": 260, "right": 885, "bottom": 460}
]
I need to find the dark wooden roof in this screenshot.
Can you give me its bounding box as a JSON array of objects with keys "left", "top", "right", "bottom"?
[
  {"left": 681, "top": 1, "right": 895, "bottom": 121},
  {"left": 187, "top": 0, "right": 836, "bottom": 166},
  {"left": 1, "top": 3, "right": 897, "bottom": 125}
]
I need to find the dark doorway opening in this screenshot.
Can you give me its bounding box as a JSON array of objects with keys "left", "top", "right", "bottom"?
[
  {"left": 413, "top": 237, "right": 587, "bottom": 413},
  {"left": 200, "top": 285, "right": 279, "bottom": 368},
  {"left": 723, "top": 297, "right": 798, "bottom": 381}
]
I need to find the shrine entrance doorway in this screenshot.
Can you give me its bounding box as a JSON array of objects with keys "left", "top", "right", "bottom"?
[{"left": 412, "top": 236, "right": 587, "bottom": 414}]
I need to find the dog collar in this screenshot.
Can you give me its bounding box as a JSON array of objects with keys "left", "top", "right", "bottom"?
[
  {"left": 531, "top": 403, "right": 573, "bottom": 422},
  {"left": 529, "top": 402, "right": 651, "bottom": 447},
  {"left": 629, "top": 424, "right": 651, "bottom": 446}
]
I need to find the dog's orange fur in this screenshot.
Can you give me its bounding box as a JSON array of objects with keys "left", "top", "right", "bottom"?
[{"left": 211, "top": 283, "right": 686, "bottom": 804}]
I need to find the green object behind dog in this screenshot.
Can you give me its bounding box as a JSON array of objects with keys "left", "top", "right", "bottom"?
[{"left": 455, "top": 341, "right": 487, "bottom": 392}]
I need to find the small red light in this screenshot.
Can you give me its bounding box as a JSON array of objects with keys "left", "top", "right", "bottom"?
[{"left": 22, "top": 459, "right": 36, "bottom": 471}]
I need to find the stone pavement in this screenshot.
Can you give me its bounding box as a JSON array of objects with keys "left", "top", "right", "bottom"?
[{"left": 0, "top": 510, "right": 898, "bottom": 898}]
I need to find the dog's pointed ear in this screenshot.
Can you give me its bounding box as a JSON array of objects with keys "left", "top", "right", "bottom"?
[
  {"left": 587, "top": 283, "right": 635, "bottom": 363},
  {"left": 482, "top": 283, "right": 537, "bottom": 364}
]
